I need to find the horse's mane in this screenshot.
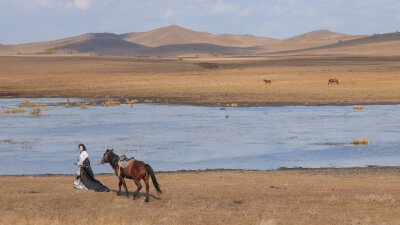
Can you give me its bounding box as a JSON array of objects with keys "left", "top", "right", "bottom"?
[{"left": 108, "top": 151, "right": 120, "bottom": 170}]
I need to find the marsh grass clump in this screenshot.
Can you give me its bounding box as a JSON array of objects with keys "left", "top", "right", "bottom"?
[
  {"left": 18, "top": 100, "right": 37, "bottom": 108},
  {"left": 30, "top": 108, "right": 41, "bottom": 115},
  {"left": 12, "top": 108, "right": 26, "bottom": 114},
  {"left": 88, "top": 99, "right": 97, "bottom": 106},
  {"left": 360, "top": 137, "right": 369, "bottom": 145},
  {"left": 30, "top": 107, "right": 42, "bottom": 115},
  {"left": 18, "top": 100, "right": 47, "bottom": 108},
  {"left": 353, "top": 105, "right": 363, "bottom": 111},
  {"left": 65, "top": 103, "right": 69, "bottom": 108},
  {"left": 102, "top": 98, "right": 121, "bottom": 107},
  {"left": 125, "top": 99, "right": 138, "bottom": 107},
  {"left": 231, "top": 103, "right": 238, "bottom": 107},
  {"left": 80, "top": 104, "right": 88, "bottom": 109},
  {"left": 2, "top": 108, "right": 26, "bottom": 114},
  {"left": 353, "top": 137, "right": 369, "bottom": 145}
]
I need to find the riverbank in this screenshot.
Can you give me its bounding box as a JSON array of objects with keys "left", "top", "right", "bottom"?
[
  {"left": 1, "top": 167, "right": 400, "bottom": 224},
  {"left": 1, "top": 55, "right": 400, "bottom": 106}
]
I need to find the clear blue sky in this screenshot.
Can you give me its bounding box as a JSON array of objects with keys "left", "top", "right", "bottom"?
[{"left": 1, "top": 0, "right": 399, "bottom": 44}]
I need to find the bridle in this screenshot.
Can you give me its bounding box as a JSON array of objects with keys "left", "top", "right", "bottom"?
[{"left": 100, "top": 151, "right": 111, "bottom": 164}]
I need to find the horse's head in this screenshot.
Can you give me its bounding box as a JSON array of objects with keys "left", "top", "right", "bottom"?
[{"left": 101, "top": 149, "right": 113, "bottom": 164}]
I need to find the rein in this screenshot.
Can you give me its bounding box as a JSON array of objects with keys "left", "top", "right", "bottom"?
[{"left": 74, "top": 162, "right": 100, "bottom": 168}]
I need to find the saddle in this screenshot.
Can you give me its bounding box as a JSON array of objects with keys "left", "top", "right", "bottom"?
[{"left": 117, "top": 155, "right": 135, "bottom": 177}]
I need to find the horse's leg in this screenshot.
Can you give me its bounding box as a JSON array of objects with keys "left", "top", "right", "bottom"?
[
  {"left": 132, "top": 179, "right": 142, "bottom": 199},
  {"left": 121, "top": 178, "right": 129, "bottom": 197},
  {"left": 144, "top": 173, "right": 150, "bottom": 202},
  {"left": 117, "top": 179, "right": 122, "bottom": 195}
]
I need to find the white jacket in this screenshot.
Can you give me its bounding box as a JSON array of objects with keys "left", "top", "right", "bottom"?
[{"left": 79, "top": 151, "right": 89, "bottom": 163}]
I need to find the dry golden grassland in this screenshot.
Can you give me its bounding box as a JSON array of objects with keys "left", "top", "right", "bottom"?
[
  {"left": 0, "top": 55, "right": 400, "bottom": 105},
  {"left": 1, "top": 168, "right": 400, "bottom": 225}
]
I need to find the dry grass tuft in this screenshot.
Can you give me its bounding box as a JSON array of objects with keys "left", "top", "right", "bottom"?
[
  {"left": 353, "top": 105, "right": 363, "bottom": 110},
  {"left": 18, "top": 100, "right": 38, "bottom": 108},
  {"left": 2, "top": 108, "right": 26, "bottom": 114},
  {"left": 80, "top": 104, "right": 88, "bottom": 109},
  {"left": 30, "top": 107, "right": 42, "bottom": 115},
  {"left": 198, "top": 62, "right": 219, "bottom": 69},
  {"left": 355, "top": 194, "right": 395, "bottom": 203},
  {"left": 102, "top": 98, "right": 121, "bottom": 106},
  {"left": 65, "top": 103, "right": 69, "bottom": 108},
  {"left": 88, "top": 99, "right": 97, "bottom": 106},
  {"left": 353, "top": 137, "right": 369, "bottom": 145},
  {"left": 125, "top": 99, "right": 138, "bottom": 107}
]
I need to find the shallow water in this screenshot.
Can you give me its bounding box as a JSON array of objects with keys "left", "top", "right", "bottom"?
[{"left": 1, "top": 98, "right": 400, "bottom": 175}]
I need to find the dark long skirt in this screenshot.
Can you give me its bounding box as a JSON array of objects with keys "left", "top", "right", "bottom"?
[{"left": 81, "top": 158, "right": 110, "bottom": 192}]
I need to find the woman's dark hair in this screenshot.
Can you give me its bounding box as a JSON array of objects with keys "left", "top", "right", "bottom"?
[{"left": 78, "top": 144, "right": 86, "bottom": 151}]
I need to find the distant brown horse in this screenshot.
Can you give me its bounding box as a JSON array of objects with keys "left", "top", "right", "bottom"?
[
  {"left": 328, "top": 78, "right": 339, "bottom": 85},
  {"left": 263, "top": 79, "right": 272, "bottom": 84},
  {"left": 100, "top": 149, "right": 162, "bottom": 202}
]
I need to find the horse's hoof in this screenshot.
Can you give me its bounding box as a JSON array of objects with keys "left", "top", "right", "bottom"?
[
  {"left": 145, "top": 198, "right": 149, "bottom": 203},
  {"left": 117, "top": 192, "right": 121, "bottom": 196}
]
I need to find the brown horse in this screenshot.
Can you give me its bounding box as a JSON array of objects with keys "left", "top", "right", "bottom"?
[
  {"left": 263, "top": 79, "right": 272, "bottom": 84},
  {"left": 328, "top": 78, "right": 339, "bottom": 85},
  {"left": 100, "top": 149, "right": 162, "bottom": 202}
]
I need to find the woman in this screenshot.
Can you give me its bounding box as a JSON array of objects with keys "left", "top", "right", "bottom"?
[{"left": 74, "top": 144, "right": 109, "bottom": 192}]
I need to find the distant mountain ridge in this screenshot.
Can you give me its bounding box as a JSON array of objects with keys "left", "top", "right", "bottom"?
[
  {"left": 1, "top": 25, "right": 399, "bottom": 56},
  {"left": 5, "top": 25, "right": 279, "bottom": 56}
]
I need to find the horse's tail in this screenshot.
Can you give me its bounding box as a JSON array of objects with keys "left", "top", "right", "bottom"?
[{"left": 145, "top": 164, "right": 162, "bottom": 194}]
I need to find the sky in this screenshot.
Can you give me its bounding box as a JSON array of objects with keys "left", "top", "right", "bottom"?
[{"left": 0, "top": 0, "right": 399, "bottom": 44}]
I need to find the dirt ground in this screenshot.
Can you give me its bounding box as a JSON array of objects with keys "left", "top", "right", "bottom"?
[
  {"left": 1, "top": 168, "right": 400, "bottom": 225},
  {"left": 1, "top": 55, "right": 400, "bottom": 106}
]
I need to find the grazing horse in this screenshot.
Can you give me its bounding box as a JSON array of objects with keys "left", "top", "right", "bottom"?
[
  {"left": 263, "top": 79, "right": 272, "bottom": 84},
  {"left": 328, "top": 78, "right": 339, "bottom": 85},
  {"left": 100, "top": 149, "right": 162, "bottom": 202}
]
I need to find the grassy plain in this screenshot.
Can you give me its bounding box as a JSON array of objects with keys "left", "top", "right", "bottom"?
[
  {"left": 1, "top": 168, "right": 400, "bottom": 224},
  {"left": 1, "top": 55, "right": 400, "bottom": 106}
]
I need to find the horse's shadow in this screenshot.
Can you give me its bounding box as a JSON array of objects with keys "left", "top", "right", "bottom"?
[{"left": 110, "top": 189, "right": 161, "bottom": 200}]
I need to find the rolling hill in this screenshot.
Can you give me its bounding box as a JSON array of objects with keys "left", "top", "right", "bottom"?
[
  {"left": 121, "top": 25, "right": 279, "bottom": 47},
  {"left": 265, "top": 32, "right": 400, "bottom": 55},
  {"left": 52, "top": 33, "right": 148, "bottom": 55},
  {"left": 137, "top": 43, "right": 255, "bottom": 56},
  {"left": 285, "top": 29, "right": 353, "bottom": 41},
  {"left": 3, "top": 25, "right": 400, "bottom": 56},
  {"left": 0, "top": 44, "right": 14, "bottom": 54},
  {"left": 8, "top": 25, "right": 271, "bottom": 56}
]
